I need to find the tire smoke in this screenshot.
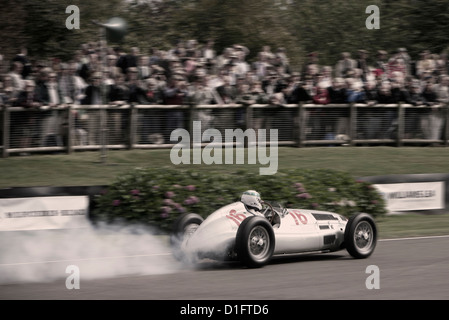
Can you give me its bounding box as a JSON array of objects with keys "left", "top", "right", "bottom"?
[{"left": 0, "top": 223, "right": 180, "bottom": 284}]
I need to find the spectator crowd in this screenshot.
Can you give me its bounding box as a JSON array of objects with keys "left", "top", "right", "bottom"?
[{"left": 1, "top": 40, "right": 448, "bottom": 148}]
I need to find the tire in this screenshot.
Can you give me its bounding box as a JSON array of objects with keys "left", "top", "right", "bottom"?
[
  {"left": 235, "top": 216, "right": 275, "bottom": 268},
  {"left": 344, "top": 213, "right": 377, "bottom": 259},
  {"left": 170, "top": 213, "right": 204, "bottom": 262}
]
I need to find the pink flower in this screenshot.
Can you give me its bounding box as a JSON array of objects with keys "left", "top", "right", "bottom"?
[
  {"left": 184, "top": 196, "right": 199, "bottom": 205},
  {"left": 152, "top": 185, "right": 160, "bottom": 190},
  {"left": 161, "top": 206, "right": 172, "bottom": 214},
  {"left": 165, "top": 191, "right": 175, "bottom": 198},
  {"left": 294, "top": 183, "right": 304, "bottom": 188},
  {"left": 160, "top": 212, "right": 169, "bottom": 219},
  {"left": 185, "top": 185, "right": 196, "bottom": 191},
  {"left": 112, "top": 199, "right": 121, "bottom": 206},
  {"left": 163, "top": 198, "right": 174, "bottom": 206},
  {"left": 297, "top": 193, "right": 312, "bottom": 199},
  {"left": 130, "top": 189, "right": 140, "bottom": 195}
]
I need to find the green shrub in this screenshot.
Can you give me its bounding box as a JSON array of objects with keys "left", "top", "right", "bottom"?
[{"left": 90, "top": 168, "right": 387, "bottom": 232}]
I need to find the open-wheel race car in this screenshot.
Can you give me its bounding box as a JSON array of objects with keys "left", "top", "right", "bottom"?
[{"left": 170, "top": 191, "right": 377, "bottom": 268}]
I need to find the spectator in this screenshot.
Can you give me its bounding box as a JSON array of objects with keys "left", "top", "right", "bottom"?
[
  {"left": 69, "top": 63, "right": 88, "bottom": 105},
  {"left": 422, "top": 81, "right": 437, "bottom": 105},
  {"left": 313, "top": 84, "right": 330, "bottom": 105},
  {"left": 420, "top": 81, "right": 444, "bottom": 141},
  {"left": 284, "top": 73, "right": 311, "bottom": 104},
  {"left": 13, "top": 80, "right": 43, "bottom": 150},
  {"left": 327, "top": 77, "right": 347, "bottom": 104},
  {"left": 335, "top": 52, "right": 356, "bottom": 78},
  {"left": 40, "top": 71, "right": 64, "bottom": 147},
  {"left": 377, "top": 82, "right": 395, "bottom": 104},
  {"left": 163, "top": 76, "right": 188, "bottom": 140},
  {"left": 373, "top": 50, "right": 388, "bottom": 79},
  {"left": 253, "top": 52, "right": 271, "bottom": 81},
  {"left": 301, "top": 52, "right": 320, "bottom": 79},
  {"left": 137, "top": 78, "right": 165, "bottom": 144},
  {"left": 15, "top": 79, "right": 42, "bottom": 108},
  {"left": 108, "top": 73, "right": 129, "bottom": 104},
  {"left": 0, "top": 74, "right": 19, "bottom": 105},
  {"left": 433, "top": 75, "right": 449, "bottom": 104},
  {"left": 126, "top": 67, "right": 148, "bottom": 104},
  {"left": 59, "top": 63, "right": 76, "bottom": 104},
  {"left": 202, "top": 39, "right": 216, "bottom": 74},
  {"left": 117, "top": 47, "right": 139, "bottom": 76},
  {"left": 408, "top": 81, "right": 427, "bottom": 106},
  {"left": 215, "top": 47, "right": 233, "bottom": 70},
  {"left": 346, "top": 78, "right": 366, "bottom": 103},
  {"left": 387, "top": 49, "right": 407, "bottom": 79},
  {"left": 318, "top": 66, "right": 333, "bottom": 88},
  {"left": 416, "top": 50, "right": 435, "bottom": 78},
  {"left": 8, "top": 61, "right": 25, "bottom": 92},
  {"left": 356, "top": 50, "right": 370, "bottom": 81},
  {"left": 12, "top": 47, "right": 32, "bottom": 79},
  {"left": 364, "top": 80, "right": 378, "bottom": 104},
  {"left": 81, "top": 72, "right": 105, "bottom": 105},
  {"left": 398, "top": 48, "right": 411, "bottom": 76},
  {"left": 215, "top": 75, "right": 238, "bottom": 104}
]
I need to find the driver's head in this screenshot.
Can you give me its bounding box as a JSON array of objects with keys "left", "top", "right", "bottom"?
[{"left": 241, "top": 190, "right": 263, "bottom": 211}]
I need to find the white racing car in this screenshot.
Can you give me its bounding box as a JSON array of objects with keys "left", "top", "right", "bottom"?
[{"left": 170, "top": 191, "right": 377, "bottom": 268}]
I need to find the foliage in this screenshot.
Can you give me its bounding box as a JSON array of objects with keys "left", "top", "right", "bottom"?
[
  {"left": 91, "top": 167, "right": 387, "bottom": 232},
  {"left": 3, "top": 0, "right": 449, "bottom": 67}
]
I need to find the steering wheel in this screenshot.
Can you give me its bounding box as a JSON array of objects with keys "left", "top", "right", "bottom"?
[{"left": 260, "top": 201, "right": 275, "bottom": 224}]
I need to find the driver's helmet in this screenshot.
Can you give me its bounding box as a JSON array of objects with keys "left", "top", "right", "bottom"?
[{"left": 241, "top": 190, "right": 263, "bottom": 211}]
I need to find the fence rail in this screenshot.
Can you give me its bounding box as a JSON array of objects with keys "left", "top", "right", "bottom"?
[{"left": 1, "top": 103, "right": 448, "bottom": 157}]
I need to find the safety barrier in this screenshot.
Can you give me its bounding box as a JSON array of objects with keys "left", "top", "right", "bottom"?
[{"left": 1, "top": 103, "right": 448, "bottom": 157}]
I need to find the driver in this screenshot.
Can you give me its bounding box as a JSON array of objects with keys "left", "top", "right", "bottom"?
[{"left": 241, "top": 190, "right": 264, "bottom": 216}]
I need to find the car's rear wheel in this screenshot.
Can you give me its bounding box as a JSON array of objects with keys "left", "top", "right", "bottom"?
[
  {"left": 235, "top": 216, "right": 275, "bottom": 268},
  {"left": 344, "top": 213, "right": 377, "bottom": 259},
  {"left": 170, "top": 213, "right": 204, "bottom": 262}
]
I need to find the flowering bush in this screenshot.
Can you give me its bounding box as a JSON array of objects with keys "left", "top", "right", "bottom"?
[{"left": 90, "top": 168, "right": 386, "bottom": 233}]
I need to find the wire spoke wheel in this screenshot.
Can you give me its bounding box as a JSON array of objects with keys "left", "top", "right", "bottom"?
[
  {"left": 353, "top": 221, "right": 374, "bottom": 254},
  {"left": 344, "top": 213, "right": 377, "bottom": 259},
  {"left": 236, "top": 216, "right": 275, "bottom": 268},
  {"left": 248, "top": 226, "right": 270, "bottom": 259}
]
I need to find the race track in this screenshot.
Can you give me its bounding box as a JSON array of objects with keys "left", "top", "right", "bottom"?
[{"left": 1, "top": 235, "right": 448, "bottom": 300}]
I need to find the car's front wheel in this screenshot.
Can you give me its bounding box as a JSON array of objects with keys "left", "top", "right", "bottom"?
[
  {"left": 344, "top": 213, "right": 377, "bottom": 259},
  {"left": 235, "top": 216, "right": 275, "bottom": 268}
]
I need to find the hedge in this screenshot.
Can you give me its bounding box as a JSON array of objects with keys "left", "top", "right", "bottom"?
[{"left": 90, "top": 168, "right": 387, "bottom": 232}]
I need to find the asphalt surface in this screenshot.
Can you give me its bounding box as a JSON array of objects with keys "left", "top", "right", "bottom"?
[{"left": 1, "top": 235, "right": 448, "bottom": 300}]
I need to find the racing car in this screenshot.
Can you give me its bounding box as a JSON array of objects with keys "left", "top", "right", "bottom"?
[{"left": 170, "top": 194, "right": 377, "bottom": 268}]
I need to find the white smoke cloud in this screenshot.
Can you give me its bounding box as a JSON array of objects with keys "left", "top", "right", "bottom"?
[{"left": 0, "top": 223, "right": 180, "bottom": 285}]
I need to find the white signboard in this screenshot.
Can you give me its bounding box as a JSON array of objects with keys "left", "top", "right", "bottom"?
[
  {"left": 0, "top": 196, "right": 90, "bottom": 231},
  {"left": 374, "top": 182, "right": 445, "bottom": 213}
]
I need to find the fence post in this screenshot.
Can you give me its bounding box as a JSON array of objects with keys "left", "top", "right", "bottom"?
[
  {"left": 445, "top": 103, "right": 449, "bottom": 147},
  {"left": 128, "top": 104, "right": 137, "bottom": 149},
  {"left": 2, "top": 106, "right": 10, "bottom": 158},
  {"left": 66, "top": 105, "right": 73, "bottom": 154},
  {"left": 396, "top": 102, "right": 404, "bottom": 147},
  {"left": 297, "top": 102, "right": 305, "bottom": 147},
  {"left": 349, "top": 103, "right": 357, "bottom": 146},
  {"left": 99, "top": 106, "right": 108, "bottom": 163}
]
